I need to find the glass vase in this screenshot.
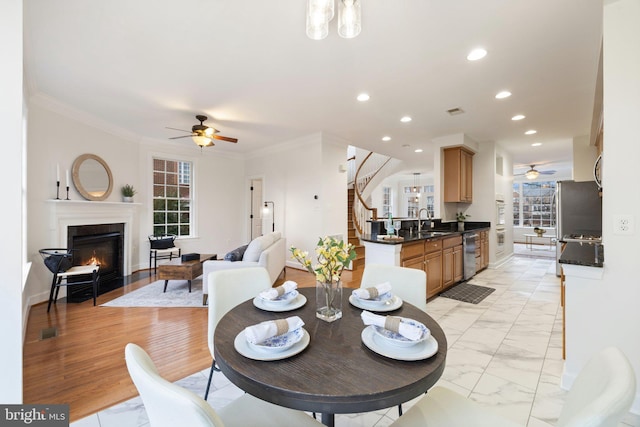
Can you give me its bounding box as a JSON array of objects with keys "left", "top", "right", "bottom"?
[{"left": 316, "top": 279, "right": 342, "bottom": 322}]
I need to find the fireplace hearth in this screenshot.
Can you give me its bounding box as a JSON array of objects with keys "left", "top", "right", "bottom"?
[{"left": 67, "top": 223, "right": 125, "bottom": 302}]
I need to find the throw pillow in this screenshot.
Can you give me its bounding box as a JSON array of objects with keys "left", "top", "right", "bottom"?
[
  {"left": 44, "top": 254, "right": 72, "bottom": 274},
  {"left": 243, "top": 235, "right": 270, "bottom": 262},
  {"left": 224, "top": 244, "right": 249, "bottom": 262},
  {"left": 150, "top": 237, "right": 175, "bottom": 249}
]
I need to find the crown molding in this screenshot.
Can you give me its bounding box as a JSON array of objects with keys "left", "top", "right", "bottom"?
[{"left": 29, "top": 92, "right": 141, "bottom": 143}]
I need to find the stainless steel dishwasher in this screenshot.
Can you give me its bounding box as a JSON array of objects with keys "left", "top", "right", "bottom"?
[{"left": 463, "top": 232, "right": 478, "bottom": 280}]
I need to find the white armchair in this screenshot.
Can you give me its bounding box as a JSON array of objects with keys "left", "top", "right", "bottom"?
[
  {"left": 204, "top": 267, "right": 272, "bottom": 400},
  {"left": 125, "top": 343, "right": 323, "bottom": 427},
  {"left": 390, "top": 346, "right": 636, "bottom": 427}
]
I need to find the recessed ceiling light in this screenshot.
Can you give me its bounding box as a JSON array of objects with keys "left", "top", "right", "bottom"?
[
  {"left": 511, "top": 114, "right": 525, "bottom": 121},
  {"left": 381, "top": 136, "right": 391, "bottom": 142},
  {"left": 357, "top": 93, "right": 370, "bottom": 102},
  {"left": 400, "top": 116, "right": 412, "bottom": 123},
  {"left": 414, "top": 149, "right": 423, "bottom": 153},
  {"left": 532, "top": 143, "right": 542, "bottom": 147},
  {"left": 467, "top": 48, "right": 487, "bottom": 61},
  {"left": 525, "top": 130, "right": 537, "bottom": 135},
  {"left": 495, "top": 91, "right": 511, "bottom": 99}
]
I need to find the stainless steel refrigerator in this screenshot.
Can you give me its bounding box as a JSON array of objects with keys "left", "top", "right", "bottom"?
[{"left": 555, "top": 180, "right": 602, "bottom": 275}]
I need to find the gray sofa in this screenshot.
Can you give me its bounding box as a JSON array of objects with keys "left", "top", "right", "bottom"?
[{"left": 202, "top": 232, "right": 286, "bottom": 304}]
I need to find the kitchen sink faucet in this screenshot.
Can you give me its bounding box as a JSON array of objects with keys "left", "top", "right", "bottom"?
[{"left": 417, "top": 208, "right": 431, "bottom": 234}]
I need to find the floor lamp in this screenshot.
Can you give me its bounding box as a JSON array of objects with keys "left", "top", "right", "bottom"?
[{"left": 263, "top": 201, "right": 275, "bottom": 232}]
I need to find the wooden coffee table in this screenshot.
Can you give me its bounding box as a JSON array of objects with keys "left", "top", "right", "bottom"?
[{"left": 157, "top": 254, "right": 217, "bottom": 294}]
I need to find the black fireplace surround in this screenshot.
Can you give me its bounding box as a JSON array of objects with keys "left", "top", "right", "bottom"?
[{"left": 67, "top": 223, "right": 125, "bottom": 302}]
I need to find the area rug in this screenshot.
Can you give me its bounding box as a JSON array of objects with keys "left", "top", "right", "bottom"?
[
  {"left": 101, "top": 279, "right": 204, "bottom": 308},
  {"left": 439, "top": 282, "right": 495, "bottom": 304}
]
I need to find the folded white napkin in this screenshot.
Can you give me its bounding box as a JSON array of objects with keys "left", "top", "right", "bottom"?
[
  {"left": 244, "top": 316, "right": 305, "bottom": 344},
  {"left": 352, "top": 282, "right": 392, "bottom": 300},
  {"left": 361, "top": 310, "right": 424, "bottom": 341},
  {"left": 259, "top": 280, "right": 298, "bottom": 300}
]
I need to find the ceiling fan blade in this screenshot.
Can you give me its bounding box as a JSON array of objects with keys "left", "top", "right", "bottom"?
[
  {"left": 213, "top": 135, "right": 238, "bottom": 143},
  {"left": 168, "top": 135, "right": 193, "bottom": 140},
  {"left": 540, "top": 170, "right": 556, "bottom": 175},
  {"left": 165, "top": 127, "right": 192, "bottom": 133}
]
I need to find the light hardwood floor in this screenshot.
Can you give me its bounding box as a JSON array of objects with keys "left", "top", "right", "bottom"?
[{"left": 23, "top": 267, "right": 362, "bottom": 422}]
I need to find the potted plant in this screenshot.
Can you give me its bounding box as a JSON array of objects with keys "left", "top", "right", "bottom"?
[
  {"left": 456, "top": 212, "right": 470, "bottom": 231},
  {"left": 121, "top": 184, "right": 137, "bottom": 202}
]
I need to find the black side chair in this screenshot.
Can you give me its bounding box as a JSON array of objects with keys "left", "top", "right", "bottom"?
[
  {"left": 39, "top": 248, "right": 100, "bottom": 312},
  {"left": 148, "top": 234, "right": 181, "bottom": 274}
]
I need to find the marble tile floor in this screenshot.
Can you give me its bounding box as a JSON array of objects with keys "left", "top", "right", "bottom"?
[{"left": 71, "top": 257, "right": 639, "bottom": 427}]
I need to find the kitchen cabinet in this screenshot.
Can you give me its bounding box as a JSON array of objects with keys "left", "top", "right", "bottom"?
[
  {"left": 425, "top": 250, "right": 443, "bottom": 298},
  {"left": 474, "top": 231, "right": 489, "bottom": 273},
  {"left": 443, "top": 146, "right": 474, "bottom": 203},
  {"left": 453, "top": 244, "right": 464, "bottom": 283},
  {"left": 480, "top": 230, "right": 489, "bottom": 270},
  {"left": 442, "top": 235, "right": 462, "bottom": 289}
]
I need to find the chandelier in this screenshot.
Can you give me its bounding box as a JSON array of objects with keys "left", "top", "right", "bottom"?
[{"left": 306, "top": 0, "right": 362, "bottom": 40}]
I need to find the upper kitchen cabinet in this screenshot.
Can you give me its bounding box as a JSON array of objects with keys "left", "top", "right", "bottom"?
[{"left": 443, "top": 146, "right": 474, "bottom": 203}]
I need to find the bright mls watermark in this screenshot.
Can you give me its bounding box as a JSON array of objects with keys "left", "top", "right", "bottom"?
[{"left": 0, "top": 405, "right": 69, "bottom": 426}]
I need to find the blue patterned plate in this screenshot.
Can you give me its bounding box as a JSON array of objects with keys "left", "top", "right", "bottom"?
[
  {"left": 373, "top": 318, "right": 430, "bottom": 347},
  {"left": 260, "top": 289, "right": 299, "bottom": 306},
  {"left": 248, "top": 327, "right": 304, "bottom": 353}
]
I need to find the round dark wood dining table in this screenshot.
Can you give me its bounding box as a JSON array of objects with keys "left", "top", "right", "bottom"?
[{"left": 214, "top": 287, "right": 447, "bottom": 427}]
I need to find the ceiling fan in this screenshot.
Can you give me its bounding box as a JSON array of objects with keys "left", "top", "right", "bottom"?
[
  {"left": 516, "top": 164, "right": 556, "bottom": 180},
  {"left": 166, "top": 115, "right": 238, "bottom": 148}
]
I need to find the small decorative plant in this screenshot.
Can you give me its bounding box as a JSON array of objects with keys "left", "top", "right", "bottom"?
[
  {"left": 456, "top": 212, "right": 470, "bottom": 222},
  {"left": 121, "top": 184, "right": 137, "bottom": 197},
  {"left": 290, "top": 237, "right": 356, "bottom": 283}
]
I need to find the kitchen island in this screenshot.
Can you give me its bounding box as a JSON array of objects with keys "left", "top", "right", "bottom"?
[{"left": 361, "top": 222, "right": 490, "bottom": 298}]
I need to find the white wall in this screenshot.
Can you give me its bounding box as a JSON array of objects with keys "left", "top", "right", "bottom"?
[
  {"left": 564, "top": 0, "right": 640, "bottom": 413},
  {"left": 25, "top": 101, "right": 246, "bottom": 304},
  {"left": 0, "top": 0, "right": 24, "bottom": 403},
  {"left": 245, "top": 133, "right": 348, "bottom": 269},
  {"left": 572, "top": 135, "right": 598, "bottom": 181}
]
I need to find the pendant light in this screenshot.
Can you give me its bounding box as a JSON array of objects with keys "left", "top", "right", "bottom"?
[
  {"left": 306, "top": 0, "right": 361, "bottom": 40},
  {"left": 338, "top": 0, "right": 361, "bottom": 39}
]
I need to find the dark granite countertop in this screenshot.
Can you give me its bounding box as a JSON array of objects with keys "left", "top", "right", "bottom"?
[
  {"left": 559, "top": 241, "right": 604, "bottom": 268},
  {"left": 361, "top": 222, "right": 491, "bottom": 245}
]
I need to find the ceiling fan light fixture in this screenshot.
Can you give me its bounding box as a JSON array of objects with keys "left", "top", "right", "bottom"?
[
  {"left": 525, "top": 169, "right": 539, "bottom": 180},
  {"left": 192, "top": 135, "right": 212, "bottom": 147}
]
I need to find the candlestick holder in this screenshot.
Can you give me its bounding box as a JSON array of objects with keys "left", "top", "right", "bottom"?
[
  {"left": 56, "top": 181, "right": 60, "bottom": 200},
  {"left": 66, "top": 186, "right": 70, "bottom": 200}
]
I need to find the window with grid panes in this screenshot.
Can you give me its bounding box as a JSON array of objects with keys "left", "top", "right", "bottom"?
[
  {"left": 513, "top": 181, "right": 556, "bottom": 227},
  {"left": 382, "top": 187, "right": 391, "bottom": 217},
  {"left": 153, "top": 158, "right": 192, "bottom": 237}
]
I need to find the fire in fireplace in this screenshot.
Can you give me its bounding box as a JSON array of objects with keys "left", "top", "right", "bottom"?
[{"left": 67, "top": 223, "right": 125, "bottom": 302}]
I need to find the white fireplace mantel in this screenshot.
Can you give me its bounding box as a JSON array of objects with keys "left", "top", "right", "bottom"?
[{"left": 46, "top": 199, "right": 140, "bottom": 275}]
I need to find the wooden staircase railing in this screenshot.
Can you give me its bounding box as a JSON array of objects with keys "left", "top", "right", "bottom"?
[{"left": 352, "top": 152, "right": 391, "bottom": 236}]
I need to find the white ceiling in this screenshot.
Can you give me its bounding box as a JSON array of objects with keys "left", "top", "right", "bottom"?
[{"left": 23, "top": 0, "right": 602, "bottom": 178}]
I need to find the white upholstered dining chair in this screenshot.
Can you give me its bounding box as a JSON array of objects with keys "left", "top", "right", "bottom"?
[
  {"left": 360, "top": 264, "right": 427, "bottom": 312},
  {"left": 204, "top": 267, "right": 272, "bottom": 400},
  {"left": 125, "top": 343, "right": 323, "bottom": 427},
  {"left": 389, "top": 346, "right": 636, "bottom": 427}
]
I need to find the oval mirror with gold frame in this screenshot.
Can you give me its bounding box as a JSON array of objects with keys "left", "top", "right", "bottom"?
[{"left": 71, "top": 154, "right": 113, "bottom": 201}]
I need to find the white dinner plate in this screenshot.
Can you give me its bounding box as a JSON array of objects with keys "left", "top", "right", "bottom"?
[
  {"left": 349, "top": 294, "right": 403, "bottom": 312},
  {"left": 258, "top": 289, "right": 299, "bottom": 306},
  {"left": 248, "top": 328, "right": 304, "bottom": 353},
  {"left": 361, "top": 325, "right": 438, "bottom": 361},
  {"left": 253, "top": 294, "right": 307, "bottom": 312},
  {"left": 235, "top": 328, "right": 310, "bottom": 361}
]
